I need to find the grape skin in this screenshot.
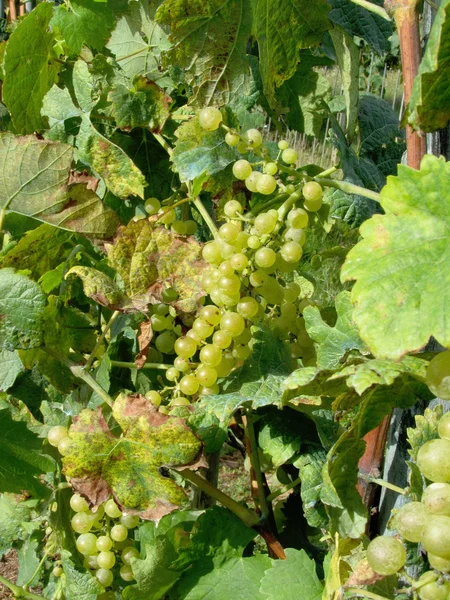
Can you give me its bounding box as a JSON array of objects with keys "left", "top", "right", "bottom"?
[
  {"left": 393, "top": 501, "right": 427, "bottom": 542},
  {"left": 366, "top": 536, "right": 406, "bottom": 576},
  {"left": 422, "top": 483, "right": 450, "bottom": 516},
  {"left": 417, "top": 439, "right": 450, "bottom": 482},
  {"left": 421, "top": 515, "right": 450, "bottom": 559},
  {"left": 426, "top": 350, "right": 450, "bottom": 401},
  {"left": 198, "top": 107, "right": 222, "bottom": 131},
  {"left": 438, "top": 412, "right": 450, "bottom": 440}
]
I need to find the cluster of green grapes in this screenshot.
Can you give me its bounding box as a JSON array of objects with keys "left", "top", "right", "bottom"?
[
  {"left": 365, "top": 411, "right": 450, "bottom": 600},
  {"left": 143, "top": 196, "right": 198, "bottom": 236}
]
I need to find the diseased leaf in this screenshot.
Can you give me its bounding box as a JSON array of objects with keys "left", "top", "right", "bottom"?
[
  {"left": 62, "top": 395, "right": 203, "bottom": 518},
  {"left": 3, "top": 3, "right": 60, "bottom": 134},
  {"left": 407, "top": 405, "right": 442, "bottom": 461},
  {"left": 65, "top": 267, "right": 135, "bottom": 312},
  {"left": 408, "top": 0, "right": 450, "bottom": 132},
  {"left": 73, "top": 59, "right": 101, "bottom": 114},
  {"left": 341, "top": 155, "right": 450, "bottom": 359},
  {"left": 260, "top": 548, "right": 323, "bottom": 600},
  {"left": 41, "top": 85, "right": 82, "bottom": 142},
  {"left": 0, "top": 350, "right": 24, "bottom": 391}
]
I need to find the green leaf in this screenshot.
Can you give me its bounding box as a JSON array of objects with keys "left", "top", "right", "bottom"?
[
  {"left": 294, "top": 447, "right": 328, "bottom": 528},
  {"left": 0, "top": 350, "right": 24, "bottom": 391},
  {"left": 0, "top": 495, "right": 32, "bottom": 556},
  {"left": 62, "top": 395, "right": 202, "bottom": 519},
  {"left": 303, "top": 291, "right": 366, "bottom": 370},
  {"left": 172, "top": 117, "right": 239, "bottom": 182},
  {"left": 41, "top": 85, "right": 82, "bottom": 142},
  {"left": 258, "top": 409, "right": 302, "bottom": 468},
  {"left": 3, "top": 3, "right": 60, "bottom": 134},
  {"left": 0, "top": 407, "right": 54, "bottom": 497},
  {"left": 73, "top": 59, "right": 101, "bottom": 114},
  {"left": 51, "top": 0, "right": 128, "bottom": 56},
  {"left": 328, "top": 0, "right": 393, "bottom": 54},
  {"left": 260, "top": 548, "right": 323, "bottom": 600},
  {"left": 77, "top": 116, "right": 146, "bottom": 199},
  {"left": 16, "top": 535, "right": 40, "bottom": 586},
  {"left": 62, "top": 557, "right": 105, "bottom": 600},
  {"left": 109, "top": 77, "right": 171, "bottom": 131},
  {"left": 341, "top": 155, "right": 450, "bottom": 359},
  {"left": 0, "top": 134, "right": 119, "bottom": 237},
  {"left": 358, "top": 94, "right": 402, "bottom": 155},
  {"left": 408, "top": 0, "right": 450, "bottom": 132}
]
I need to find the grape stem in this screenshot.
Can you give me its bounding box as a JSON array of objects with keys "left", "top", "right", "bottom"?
[
  {"left": 192, "top": 195, "right": 219, "bottom": 237},
  {"left": 23, "top": 548, "right": 51, "bottom": 590},
  {"left": 0, "top": 574, "right": 48, "bottom": 600},
  {"left": 84, "top": 310, "right": 120, "bottom": 371},
  {"left": 110, "top": 360, "right": 172, "bottom": 370},
  {"left": 243, "top": 409, "right": 270, "bottom": 519},
  {"left": 314, "top": 178, "right": 381, "bottom": 202},
  {"left": 360, "top": 474, "right": 407, "bottom": 496},
  {"left": 345, "top": 588, "right": 392, "bottom": 600}
]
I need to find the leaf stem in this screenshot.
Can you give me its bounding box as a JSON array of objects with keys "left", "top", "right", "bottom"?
[
  {"left": 84, "top": 310, "right": 120, "bottom": 371},
  {"left": 345, "top": 588, "right": 392, "bottom": 600},
  {"left": 316, "top": 178, "right": 381, "bottom": 202},
  {"left": 348, "top": 0, "right": 391, "bottom": 20},
  {"left": 24, "top": 548, "right": 51, "bottom": 589},
  {"left": 192, "top": 196, "right": 218, "bottom": 237},
  {"left": 0, "top": 574, "right": 48, "bottom": 600},
  {"left": 244, "top": 410, "right": 270, "bottom": 519},
  {"left": 152, "top": 132, "right": 173, "bottom": 157},
  {"left": 110, "top": 360, "right": 172, "bottom": 370},
  {"left": 266, "top": 476, "right": 302, "bottom": 502},
  {"left": 0, "top": 207, "right": 6, "bottom": 232},
  {"left": 180, "top": 468, "right": 260, "bottom": 528},
  {"left": 249, "top": 193, "right": 289, "bottom": 217}
]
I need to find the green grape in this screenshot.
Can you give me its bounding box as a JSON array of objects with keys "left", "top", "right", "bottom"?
[
  {"left": 76, "top": 533, "right": 98, "bottom": 555},
  {"left": 145, "top": 390, "right": 162, "bottom": 407},
  {"left": 110, "top": 525, "right": 128, "bottom": 542},
  {"left": 278, "top": 140, "right": 289, "bottom": 150},
  {"left": 255, "top": 247, "right": 276, "bottom": 268},
  {"left": 219, "top": 274, "right": 241, "bottom": 295},
  {"left": 202, "top": 241, "right": 223, "bottom": 264},
  {"left": 213, "top": 330, "right": 232, "bottom": 349},
  {"left": 219, "top": 241, "right": 236, "bottom": 259},
  {"left": 97, "top": 551, "right": 116, "bottom": 570},
  {"left": 96, "top": 568, "right": 114, "bottom": 587},
  {"left": 53, "top": 565, "right": 63, "bottom": 577},
  {"left": 232, "top": 160, "right": 252, "bottom": 180},
  {"left": 243, "top": 128, "right": 262, "bottom": 148},
  {"left": 287, "top": 208, "right": 309, "bottom": 229},
  {"left": 393, "top": 501, "right": 427, "bottom": 542},
  {"left": 366, "top": 536, "right": 406, "bottom": 576},
  {"left": 249, "top": 270, "right": 268, "bottom": 288},
  {"left": 302, "top": 181, "right": 323, "bottom": 202},
  {"left": 84, "top": 554, "right": 99, "bottom": 570},
  {"left": 219, "top": 291, "right": 240, "bottom": 307},
  {"left": 200, "top": 305, "right": 221, "bottom": 326},
  {"left": 179, "top": 374, "right": 200, "bottom": 395},
  {"left": 105, "top": 499, "right": 122, "bottom": 519},
  {"left": 96, "top": 536, "right": 113, "bottom": 552},
  {"left": 48, "top": 425, "right": 69, "bottom": 447},
  {"left": 220, "top": 312, "right": 245, "bottom": 337},
  {"left": 198, "top": 107, "right": 222, "bottom": 131},
  {"left": 121, "top": 547, "right": 140, "bottom": 565},
  {"left": 224, "top": 200, "right": 243, "bottom": 217},
  {"left": 200, "top": 384, "right": 220, "bottom": 395},
  {"left": 264, "top": 162, "right": 278, "bottom": 176},
  {"left": 283, "top": 283, "right": 300, "bottom": 303},
  {"left": 286, "top": 342, "right": 302, "bottom": 359},
  {"left": 171, "top": 220, "right": 187, "bottom": 235},
  {"left": 218, "top": 260, "right": 235, "bottom": 276},
  {"left": 196, "top": 365, "right": 218, "bottom": 387},
  {"left": 416, "top": 571, "right": 449, "bottom": 600},
  {"left": 219, "top": 222, "right": 241, "bottom": 243},
  {"left": 174, "top": 336, "right": 197, "bottom": 359},
  {"left": 155, "top": 331, "right": 176, "bottom": 354},
  {"left": 234, "top": 328, "right": 251, "bottom": 345},
  {"left": 192, "top": 318, "right": 214, "bottom": 339},
  {"left": 428, "top": 553, "right": 450, "bottom": 573},
  {"left": 144, "top": 197, "right": 161, "bottom": 215},
  {"left": 97, "top": 593, "right": 116, "bottom": 600},
  {"left": 185, "top": 220, "right": 198, "bottom": 235},
  {"left": 70, "top": 493, "right": 89, "bottom": 513},
  {"left": 285, "top": 184, "right": 296, "bottom": 194},
  {"left": 170, "top": 397, "right": 191, "bottom": 407},
  {"left": 166, "top": 367, "right": 179, "bottom": 382},
  {"left": 281, "top": 149, "right": 298, "bottom": 164},
  {"left": 281, "top": 302, "right": 297, "bottom": 320},
  {"left": 120, "top": 564, "right": 135, "bottom": 582},
  {"left": 58, "top": 437, "right": 73, "bottom": 456},
  {"left": 284, "top": 227, "right": 306, "bottom": 246},
  {"left": 438, "top": 412, "right": 450, "bottom": 441},
  {"left": 304, "top": 198, "right": 323, "bottom": 212},
  {"left": 199, "top": 344, "right": 222, "bottom": 367},
  {"left": 230, "top": 253, "right": 248, "bottom": 271},
  {"left": 147, "top": 348, "right": 164, "bottom": 363},
  {"left": 237, "top": 296, "right": 259, "bottom": 319},
  {"left": 236, "top": 141, "right": 248, "bottom": 154},
  {"left": 151, "top": 314, "right": 169, "bottom": 332},
  {"left": 280, "top": 241, "right": 303, "bottom": 263},
  {"left": 153, "top": 303, "right": 170, "bottom": 316},
  {"left": 232, "top": 345, "right": 252, "bottom": 360},
  {"left": 235, "top": 231, "right": 250, "bottom": 249},
  {"left": 417, "top": 439, "right": 450, "bottom": 482},
  {"left": 246, "top": 235, "right": 261, "bottom": 250},
  {"left": 159, "top": 209, "right": 176, "bottom": 225},
  {"left": 215, "top": 356, "right": 235, "bottom": 378},
  {"left": 254, "top": 212, "right": 277, "bottom": 234},
  {"left": 245, "top": 171, "right": 262, "bottom": 192},
  {"left": 256, "top": 174, "right": 277, "bottom": 195},
  {"left": 162, "top": 288, "right": 178, "bottom": 302},
  {"left": 422, "top": 483, "right": 450, "bottom": 516},
  {"left": 421, "top": 516, "right": 450, "bottom": 558},
  {"left": 225, "top": 132, "right": 240, "bottom": 147},
  {"left": 72, "top": 512, "right": 93, "bottom": 534},
  {"left": 260, "top": 279, "right": 285, "bottom": 305}
]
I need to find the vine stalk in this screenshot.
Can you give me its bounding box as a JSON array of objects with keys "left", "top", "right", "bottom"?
[{"left": 0, "top": 574, "right": 47, "bottom": 600}]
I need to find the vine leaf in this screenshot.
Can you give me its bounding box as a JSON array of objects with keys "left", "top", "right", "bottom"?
[
  {"left": 41, "top": 85, "right": 82, "bottom": 142},
  {"left": 258, "top": 409, "right": 303, "bottom": 468},
  {"left": 3, "top": 3, "right": 60, "bottom": 134},
  {"left": 294, "top": 447, "right": 328, "bottom": 528},
  {"left": 408, "top": 0, "right": 450, "bottom": 132},
  {"left": 303, "top": 291, "right": 367, "bottom": 370},
  {"left": 0, "top": 134, "right": 119, "bottom": 237},
  {"left": 407, "top": 405, "right": 442, "bottom": 460},
  {"left": 62, "top": 557, "right": 105, "bottom": 600},
  {"left": 65, "top": 267, "right": 137, "bottom": 312},
  {"left": 0, "top": 407, "right": 54, "bottom": 498},
  {"left": 341, "top": 155, "right": 450, "bottom": 360},
  {"left": 62, "top": 395, "right": 203, "bottom": 519},
  {"left": 0, "top": 350, "right": 24, "bottom": 392}
]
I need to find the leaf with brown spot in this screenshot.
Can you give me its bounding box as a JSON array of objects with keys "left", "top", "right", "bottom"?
[
  {"left": 136, "top": 320, "right": 153, "bottom": 369},
  {"left": 344, "top": 559, "right": 384, "bottom": 588}
]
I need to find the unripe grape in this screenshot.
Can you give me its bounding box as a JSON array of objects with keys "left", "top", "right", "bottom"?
[
  {"left": 121, "top": 546, "right": 140, "bottom": 565},
  {"left": 249, "top": 270, "right": 268, "bottom": 288},
  {"left": 225, "top": 132, "right": 240, "bottom": 147},
  {"left": 179, "top": 374, "right": 200, "bottom": 396},
  {"left": 213, "top": 330, "right": 232, "bottom": 349},
  {"left": 428, "top": 553, "right": 450, "bottom": 572},
  {"left": 198, "top": 107, "right": 222, "bottom": 131},
  {"left": 184, "top": 220, "right": 198, "bottom": 235},
  {"left": 200, "top": 384, "right": 220, "bottom": 395},
  {"left": 281, "top": 149, "right": 298, "bottom": 164},
  {"left": 105, "top": 499, "right": 122, "bottom": 519},
  {"left": 202, "top": 241, "right": 223, "bottom": 264},
  {"left": 243, "top": 128, "right": 262, "bottom": 148},
  {"left": 234, "top": 328, "right": 251, "bottom": 345},
  {"left": 192, "top": 318, "right": 214, "bottom": 339},
  {"left": 302, "top": 181, "right": 323, "bottom": 202},
  {"left": 174, "top": 336, "right": 197, "bottom": 359},
  {"left": 254, "top": 213, "right": 277, "bottom": 234},
  {"left": 230, "top": 253, "right": 248, "bottom": 271},
  {"left": 255, "top": 247, "right": 276, "bottom": 268},
  {"left": 155, "top": 331, "right": 175, "bottom": 354},
  {"left": 304, "top": 198, "right": 323, "bottom": 212},
  {"left": 172, "top": 220, "right": 187, "bottom": 235},
  {"left": 421, "top": 515, "right": 450, "bottom": 558},
  {"left": 144, "top": 197, "right": 161, "bottom": 215},
  {"left": 76, "top": 533, "right": 98, "bottom": 555},
  {"left": 171, "top": 397, "right": 191, "bottom": 407},
  {"left": 200, "top": 305, "right": 222, "bottom": 326},
  {"left": 151, "top": 314, "right": 169, "bottom": 332},
  {"left": 120, "top": 564, "right": 135, "bottom": 581},
  {"left": 163, "top": 289, "right": 178, "bottom": 304},
  {"left": 96, "top": 568, "right": 114, "bottom": 587},
  {"left": 366, "top": 536, "right": 406, "bottom": 576},
  {"left": 70, "top": 493, "right": 89, "bottom": 513},
  {"left": 247, "top": 235, "right": 261, "bottom": 249},
  {"left": 145, "top": 390, "right": 162, "bottom": 406},
  {"left": 417, "top": 439, "right": 450, "bottom": 482},
  {"left": 264, "top": 162, "right": 278, "bottom": 175},
  {"left": 159, "top": 209, "right": 176, "bottom": 225},
  {"left": 438, "top": 412, "right": 450, "bottom": 440},
  {"left": 416, "top": 571, "right": 449, "bottom": 600},
  {"left": 48, "top": 425, "right": 69, "bottom": 447},
  {"left": 52, "top": 565, "right": 63, "bottom": 577},
  {"left": 287, "top": 208, "right": 309, "bottom": 229},
  {"left": 256, "top": 174, "right": 277, "bottom": 195},
  {"left": 278, "top": 140, "right": 289, "bottom": 150},
  {"left": 220, "top": 312, "right": 245, "bottom": 337},
  {"left": 392, "top": 501, "right": 427, "bottom": 542},
  {"left": 219, "top": 222, "right": 241, "bottom": 243},
  {"left": 224, "top": 200, "right": 243, "bottom": 217},
  {"left": 97, "top": 551, "right": 116, "bottom": 570},
  {"left": 97, "top": 536, "right": 113, "bottom": 552},
  {"left": 283, "top": 283, "right": 300, "bottom": 303},
  {"left": 285, "top": 227, "right": 306, "bottom": 245},
  {"left": 233, "top": 345, "right": 252, "bottom": 360},
  {"left": 110, "top": 525, "right": 128, "bottom": 542},
  {"left": 232, "top": 160, "right": 252, "bottom": 180},
  {"left": 236, "top": 141, "right": 248, "bottom": 154},
  {"left": 280, "top": 241, "right": 303, "bottom": 263},
  {"left": 281, "top": 302, "right": 297, "bottom": 320},
  {"left": 237, "top": 296, "right": 259, "bottom": 319},
  {"left": 245, "top": 171, "right": 262, "bottom": 192},
  {"left": 196, "top": 365, "right": 218, "bottom": 387},
  {"left": 58, "top": 437, "right": 73, "bottom": 456},
  {"left": 422, "top": 483, "right": 450, "bottom": 516},
  {"left": 199, "top": 344, "right": 222, "bottom": 367},
  {"left": 71, "top": 512, "right": 93, "bottom": 534}
]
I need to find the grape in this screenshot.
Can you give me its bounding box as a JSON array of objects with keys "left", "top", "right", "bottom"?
[
  {"left": 213, "top": 330, "right": 232, "bottom": 349},
  {"left": 422, "top": 483, "right": 450, "bottom": 516},
  {"left": 219, "top": 241, "right": 236, "bottom": 259},
  {"left": 198, "top": 107, "right": 222, "bottom": 131},
  {"left": 366, "top": 536, "right": 406, "bottom": 576},
  {"left": 76, "top": 533, "right": 98, "bottom": 555},
  {"left": 237, "top": 296, "right": 259, "bottom": 319},
  {"left": 219, "top": 274, "right": 241, "bottom": 295},
  {"left": 97, "top": 551, "right": 116, "bottom": 570},
  {"left": 219, "top": 222, "right": 241, "bottom": 243},
  {"left": 417, "top": 439, "right": 450, "bottom": 482},
  {"left": 264, "top": 162, "right": 278, "bottom": 176},
  {"left": 215, "top": 356, "right": 235, "bottom": 378},
  {"left": 218, "top": 260, "right": 234, "bottom": 276},
  {"left": 159, "top": 209, "right": 176, "bottom": 225},
  {"left": 284, "top": 227, "right": 306, "bottom": 246},
  {"left": 151, "top": 314, "right": 169, "bottom": 332},
  {"left": 245, "top": 171, "right": 262, "bottom": 192},
  {"left": 225, "top": 132, "right": 240, "bottom": 147},
  {"left": 110, "top": 525, "right": 128, "bottom": 542},
  {"left": 234, "top": 328, "right": 251, "bottom": 345},
  {"left": 232, "top": 160, "right": 252, "bottom": 180},
  {"left": 302, "top": 181, "right": 323, "bottom": 202},
  {"left": 105, "top": 499, "right": 122, "bottom": 519},
  {"left": 220, "top": 292, "right": 240, "bottom": 307},
  {"left": 422, "top": 515, "right": 450, "bottom": 558},
  {"left": 278, "top": 140, "right": 289, "bottom": 150},
  {"left": 202, "top": 241, "right": 223, "bottom": 264},
  {"left": 52, "top": 565, "right": 63, "bottom": 577},
  {"left": 255, "top": 247, "right": 276, "bottom": 268},
  {"left": 199, "top": 305, "right": 221, "bottom": 326},
  {"left": 84, "top": 554, "right": 99, "bottom": 570},
  {"left": 280, "top": 241, "right": 303, "bottom": 263},
  {"left": 237, "top": 141, "right": 248, "bottom": 154},
  {"left": 144, "top": 197, "right": 161, "bottom": 215},
  {"left": 281, "top": 149, "right": 298, "bottom": 164},
  {"left": 249, "top": 270, "right": 268, "bottom": 288},
  {"left": 200, "top": 384, "right": 220, "bottom": 395},
  {"left": 233, "top": 345, "right": 252, "bottom": 360},
  {"left": 121, "top": 547, "right": 140, "bottom": 565},
  {"left": 72, "top": 512, "right": 94, "bottom": 534},
  {"left": 96, "top": 536, "right": 113, "bottom": 552},
  {"left": 247, "top": 235, "right": 261, "bottom": 249},
  {"left": 185, "top": 220, "right": 198, "bottom": 235},
  {"left": 186, "top": 329, "right": 202, "bottom": 345},
  {"left": 254, "top": 212, "right": 277, "bottom": 234},
  {"left": 224, "top": 200, "right": 243, "bottom": 217},
  {"left": 256, "top": 174, "right": 277, "bottom": 195},
  {"left": 304, "top": 198, "right": 323, "bottom": 212},
  {"left": 283, "top": 283, "right": 300, "bottom": 303},
  {"left": 393, "top": 501, "right": 427, "bottom": 542},
  {"left": 192, "top": 318, "right": 214, "bottom": 339},
  {"left": 97, "top": 593, "right": 116, "bottom": 600},
  {"left": 171, "top": 397, "right": 191, "bottom": 407},
  {"left": 96, "top": 568, "right": 114, "bottom": 587},
  {"left": 259, "top": 279, "right": 284, "bottom": 305},
  {"left": 166, "top": 367, "right": 180, "bottom": 382},
  {"left": 145, "top": 390, "right": 162, "bottom": 407},
  {"left": 172, "top": 220, "right": 187, "bottom": 235},
  {"left": 179, "top": 374, "right": 200, "bottom": 396},
  {"left": 428, "top": 553, "right": 450, "bottom": 572},
  {"left": 70, "top": 493, "right": 89, "bottom": 513},
  {"left": 48, "top": 425, "right": 69, "bottom": 447},
  {"left": 120, "top": 564, "right": 135, "bottom": 582},
  {"left": 174, "top": 337, "right": 197, "bottom": 359},
  {"left": 220, "top": 312, "right": 245, "bottom": 337},
  {"left": 230, "top": 253, "right": 248, "bottom": 271},
  {"left": 438, "top": 412, "right": 450, "bottom": 440},
  {"left": 199, "top": 344, "right": 222, "bottom": 367},
  {"left": 196, "top": 365, "right": 218, "bottom": 387},
  {"left": 281, "top": 302, "right": 297, "bottom": 320},
  {"left": 162, "top": 288, "right": 178, "bottom": 302},
  {"left": 287, "top": 208, "right": 309, "bottom": 229},
  {"left": 426, "top": 352, "right": 450, "bottom": 400},
  {"left": 416, "top": 571, "right": 449, "bottom": 600},
  {"left": 235, "top": 231, "right": 249, "bottom": 249},
  {"left": 243, "top": 128, "right": 262, "bottom": 148},
  {"left": 155, "top": 331, "right": 175, "bottom": 354}
]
